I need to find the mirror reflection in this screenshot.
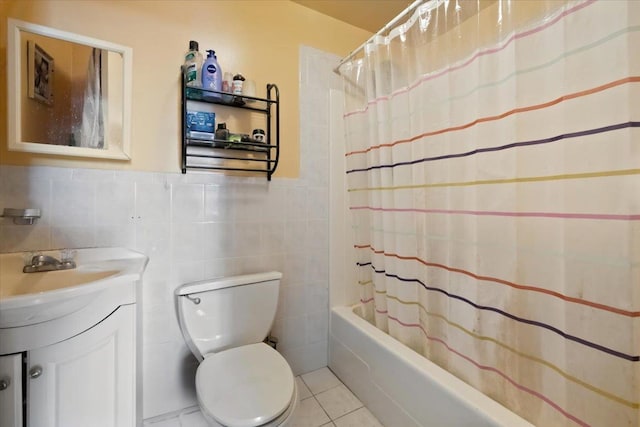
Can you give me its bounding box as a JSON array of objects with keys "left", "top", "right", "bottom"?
[
  {"left": 20, "top": 32, "right": 123, "bottom": 149},
  {"left": 8, "top": 19, "right": 131, "bottom": 160}
]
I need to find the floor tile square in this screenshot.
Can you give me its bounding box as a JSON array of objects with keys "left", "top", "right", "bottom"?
[
  {"left": 315, "top": 384, "right": 363, "bottom": 420},
  {"left": 289, "top": 397, "right": 331, "bottom": 427},
  {"left": 334, "top": 407, "right": 384, "bottom": 427},
  {"left": 297, "top": 376, "right": 313, "bottom": 400},
  {"left": 301, "top": 367, "right": 341, "bottom": 394}
]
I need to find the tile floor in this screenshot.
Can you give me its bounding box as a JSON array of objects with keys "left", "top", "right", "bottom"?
[{"left": 144, "top": 367, "right": 384, "bottom": 427}]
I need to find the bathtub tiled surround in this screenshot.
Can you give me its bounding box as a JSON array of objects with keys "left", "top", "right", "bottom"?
[
  {"left": 143, "top": 368, "right": 384, "bottom": 427},
  {"left": 0, "top": 45, "right": 338, "bottom": 420}
]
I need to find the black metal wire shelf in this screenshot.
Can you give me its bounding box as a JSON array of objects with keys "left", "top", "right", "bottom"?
[
  {"left": 185, "top": 87, "right": 276, "bottom": 113},
  {"left": 186, "top": 138, "right": 276, "bottom": 153},
  {"left": 181, "top": 70, "right": 280, "bottom": 180}
]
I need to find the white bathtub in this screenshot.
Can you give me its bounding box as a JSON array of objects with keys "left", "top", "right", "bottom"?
[{"left": 329, "top": 305, "right": 534, "bottom": 427}]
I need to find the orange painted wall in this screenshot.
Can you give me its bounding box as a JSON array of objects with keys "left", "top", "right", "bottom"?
[{"left": 0, "top": 0, "right": 371, "bottom": 177}]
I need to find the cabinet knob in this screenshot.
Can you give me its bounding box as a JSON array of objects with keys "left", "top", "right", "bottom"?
[
  {"left": 29, "top": 366, "right": 43, "bottom": 379},
  {"left": 0, "top": 377, "right": 10, "bottom": 390}
]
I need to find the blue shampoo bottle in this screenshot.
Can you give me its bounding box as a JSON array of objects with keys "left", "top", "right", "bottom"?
[{"left": 202, "top": 50, "right": 222, "bottom": 100}]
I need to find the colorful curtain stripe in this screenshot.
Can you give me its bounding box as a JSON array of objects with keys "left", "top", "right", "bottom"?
[
  {"left": 345, "top": 77, "right": 640, "bottom": 157},
  {"left": 358, "top": 262, "right": 638, "bottom": 361},
  {"left": 346, "top": 122, "right": 640, "bottom": 174},
  {"left": 343, "top": 0, "right": 596, "bottom": 119}
]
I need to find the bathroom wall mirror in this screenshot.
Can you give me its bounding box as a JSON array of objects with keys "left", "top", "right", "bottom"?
[{"left": 7, "top": 18, "right": 132, "bottom": 160}]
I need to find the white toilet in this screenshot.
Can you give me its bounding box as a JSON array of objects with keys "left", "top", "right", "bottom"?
[{"left": 175, "top": 271, "right": 298, "bottom": 427}]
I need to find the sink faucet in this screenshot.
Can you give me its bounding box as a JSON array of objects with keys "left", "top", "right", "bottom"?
[{"left": 23, "top": 254, "right": 76, "bottom": 273}]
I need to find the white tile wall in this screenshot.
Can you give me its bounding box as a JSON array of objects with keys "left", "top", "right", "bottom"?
[
  {"left": 0, "top": 165, "right": 328, "bottom": 419},
  {"left": 0, "top": 45, "right": 340, "bottom": 421}
]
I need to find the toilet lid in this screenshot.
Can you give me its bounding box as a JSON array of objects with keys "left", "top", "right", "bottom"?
[{"left": 196, "top": 343, "right": 294, "bottom": 427}]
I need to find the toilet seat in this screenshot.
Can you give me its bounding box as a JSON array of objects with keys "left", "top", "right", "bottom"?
[{"left": 196, "top": 343, "right": 295, "bottom": 427}]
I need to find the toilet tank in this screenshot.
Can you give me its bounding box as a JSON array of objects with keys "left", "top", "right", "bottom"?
[{"left": 175, "top": 271, "right": 282, "bottom": 359}]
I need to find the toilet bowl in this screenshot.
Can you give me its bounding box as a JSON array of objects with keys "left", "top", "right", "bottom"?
[{"left": 175, "top": 272, "right": 297, "bottom": 427}]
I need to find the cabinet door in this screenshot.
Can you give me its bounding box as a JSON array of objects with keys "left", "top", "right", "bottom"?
[
  {"left": 28, "top": 305, "right": 135, "bottom": 427},
  {"left": 0, "top": 353, "right": 22, "bottom": 427}
]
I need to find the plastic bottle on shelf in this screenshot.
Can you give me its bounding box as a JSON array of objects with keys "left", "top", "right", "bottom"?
[
  {"left": 221, "top": 72, "right": 234, "bottom": 102},
  {"left": 232, "top": 74, "right": 245, "bottom": 95},
  {"left": 184, "top": 40, "right": 203, "bottom": 87},
  {"left": 201, "top": 50, "right": 222, "bottom": 99}
]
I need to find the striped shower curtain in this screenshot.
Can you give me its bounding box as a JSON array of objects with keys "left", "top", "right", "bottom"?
[{"left": 338, "top": 0, "right": 639, "bottom": 426}]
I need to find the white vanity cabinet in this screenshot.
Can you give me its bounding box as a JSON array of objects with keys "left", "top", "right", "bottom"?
[
  {"left": 0, "top": 354, "right": 22, "bottom": 427},
  {"left": 0, "top": 248, "right": 147, "bottom": 427},
  {"left": 27, "top": 305, "right": 135, "bottom": 427}
]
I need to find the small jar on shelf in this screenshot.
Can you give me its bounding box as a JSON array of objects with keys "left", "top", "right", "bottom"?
[
  {"left": 252, "top": 129, "right": 265, "bottom": 143},
  {"left": 215, "top": 123, "right": 229, "bottom": 141},
  {"left": 232, "top": 74, "right": 245, "bottom": 95}
]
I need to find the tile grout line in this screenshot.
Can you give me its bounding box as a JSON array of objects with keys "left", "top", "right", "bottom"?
[
  {"left": 321, "top": 369, "right": 368, "bottom": 421},
  {"left": 300, "top": 371, "right": 368, "bottom": 424},
  {"left": 331, "top": 405, "right": 365, "bottom": 423},
  {"left": 313, "top": 395, "right": 333, "bottom": 425},
  {"left": 299, "top": 373, "right": 344, "bottom": 425},
  {"left": 313, "top": 382, "right": 342, "bottom": 396}
]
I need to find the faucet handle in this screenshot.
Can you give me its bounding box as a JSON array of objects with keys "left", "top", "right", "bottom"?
[
  {"left": 60, "top": 249, "right": 77, "bottom": 263},
  {"left": 23, "top": 251, "right": 42, "bottom": 266}
]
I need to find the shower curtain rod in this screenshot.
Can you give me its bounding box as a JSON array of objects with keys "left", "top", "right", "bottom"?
[{"left": 333, "top": 0, "right": 434, "bottom": 75}]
